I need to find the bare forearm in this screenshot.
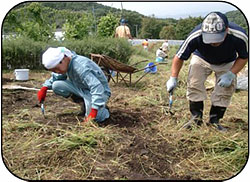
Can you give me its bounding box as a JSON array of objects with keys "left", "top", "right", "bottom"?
[
  {"left": 230, "top": 58, "right": 248, "bottom": 74},
  {"left": 171, "top": 55, "right": 184, "bottom": 77}
]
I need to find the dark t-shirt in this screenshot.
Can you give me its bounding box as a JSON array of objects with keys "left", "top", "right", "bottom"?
[{"left": 176, "top": 22, "right": 248, "bottom": 65}]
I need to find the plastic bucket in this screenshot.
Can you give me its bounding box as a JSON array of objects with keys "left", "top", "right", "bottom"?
[
  {"left": 155, "top": 57, "right": 164, "bottom": 62},
  {"left": 144, "top": 62, "right": 157, "bottom": 73},
  {"left": 14, "top": 69, "right": 29, "bottom": 81}
]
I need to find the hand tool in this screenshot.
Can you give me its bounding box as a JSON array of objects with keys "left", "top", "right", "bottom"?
[
  {"left": 41, "top": 100, "right": 45, "bottom": 117},
  {"left": 168, "top": 90, "right": 174, "bottom": 115},
  {"left": 166, "top": 90, "right": 174, "bottom": 115}
]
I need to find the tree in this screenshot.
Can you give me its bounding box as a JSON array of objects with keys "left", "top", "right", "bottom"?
[
  {"left": 175, "top": 16, "right": 203, "bottom": 40},
  {"left": 22, "top": 3, "right": 56, "bottom": 41},
  {"left": 159, "top": 25, "right": 176, "bottom": 39},
  {"left": 226, "top": 10, "right": 248, "bottom": 33},
  {"left": 63, "top": 13, "right": 93, "bottom": 40},
  {"left": 97, "top": 13, "right": 119, "bottom": 37},
  {"left": 3, "top": 2, "right": 56, "bottom": 41},
  {"left": 3, "top": 11, "right": 22, "bottom": 34},
  {"left": 121, "top": 11, "right": 143, "bottom": 38},
  {"left": 139, "top": 16, "right": 164, "bottom": 39}
]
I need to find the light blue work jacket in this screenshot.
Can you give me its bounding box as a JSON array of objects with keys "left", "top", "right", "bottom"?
[{"left": 43, "top": 53, "right": 111, "bottom": 119}]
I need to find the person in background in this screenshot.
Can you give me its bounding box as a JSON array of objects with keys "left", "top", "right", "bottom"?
[
  {"left": 115, "top": 19, "right": 132, "bottom": 39},
  {"left": 161, "top": 40, "right": 169, "bottom": 53},
  {"left": 37, "top": 47, "right": 111, "bottom": 123},
  {"left": 155, "top": 47, "right": 167, "bottom": 62},
  {"left": 142, "top": 39, "right": 149, "bottom": 51},
  {"left": 166, "top": 12, "right": 248, "bottom": 131}
]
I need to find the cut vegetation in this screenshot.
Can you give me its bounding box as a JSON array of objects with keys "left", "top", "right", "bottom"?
[{"left": 2, "top": 44, "right": 248, "bottom": 180}]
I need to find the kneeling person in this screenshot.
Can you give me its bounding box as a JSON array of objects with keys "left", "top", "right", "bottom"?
[
  {"left": 37, "top": 47, "right": 111, "bottom": 123},
  {"left": 155, "top": 47, "right": 167, "bottom": 62}
]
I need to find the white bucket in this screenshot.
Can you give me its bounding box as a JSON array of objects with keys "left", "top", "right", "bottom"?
[{"left": 14, "top": 69, "right": 29, "bottom": 81}]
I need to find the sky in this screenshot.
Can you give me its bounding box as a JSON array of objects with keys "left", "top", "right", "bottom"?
[{"left": 98, "top": 1, "right": 238, "bottom": 19}]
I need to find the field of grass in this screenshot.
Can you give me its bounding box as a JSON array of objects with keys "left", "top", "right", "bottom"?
[{"left": 2, "top": 43, "right": 248, "bottom": 180}]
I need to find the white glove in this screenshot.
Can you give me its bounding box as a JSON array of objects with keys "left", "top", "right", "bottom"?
[
  {"left": 217, "top": 71, "right": 236, "bottom": 88},
  {"left": 166, "top": 76, "right": 178, "bottom": 93}
]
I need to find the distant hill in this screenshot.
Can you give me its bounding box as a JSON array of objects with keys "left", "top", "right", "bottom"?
[
  {"left": 226, "top": 10, "right": 248, "bottom": 33},
  {"left": 41, "top": 2, "right": 144, "bottom": 19},
  {"left": 40, "top": 2, "right": 248, "bottom": 32},
  {"left": 39, "top": 2, "right": 145, "bottom": 36},
  {"left": 4, "top": 2, "right": 248, "bottom": 38}
]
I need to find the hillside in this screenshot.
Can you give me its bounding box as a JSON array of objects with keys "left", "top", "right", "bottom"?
[
  {"left": 12, "top": 2, "right": 248, "bottom": 28},
  {"left": 226, "top": 10, "right": 248, "bottom": 32},
  {"left": 41, "top": 2, "right": 248, "bottom": 30},
  {"left": 3, "top": 2, "right": 248, "bottom": 39},
  {"left": 41, "top": 2, "right": 145, "bottom": 19}
]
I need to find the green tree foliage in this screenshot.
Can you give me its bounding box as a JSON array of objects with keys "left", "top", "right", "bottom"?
[
  {"left": 42, "top": 2, "right": 115, "bottom": 15},
  {"left": 3, "top": 2, "right": 247, "bottom": 41},
  {"left": 97, "top": 13, "right": 119, "bottom": 37},
  {"left": 139, "top": 16, "right": 164, "bottom": 39},
  {"left": 63, "top": 13, "right": 93, "bottom": 40},
  {"left": 121, "top": 11, "right": 144, "bottom": 38},
  {"left": 226, "top": 10, "right": 248, "bottom": 33},
  {"left": 3, "top": 11, "right": 22, "bottom": 33},
  {"left": 175, "top": 16, "right": 203, "bottom": 40},
  {"left": 3, "top": 2, "right": 56, "bottom": 41},
  {"left": 159, "top": 25, "right": 176, "bottom": 39},
  {"left": 22, "top": 3, "right": 56, "bottom": 41}
]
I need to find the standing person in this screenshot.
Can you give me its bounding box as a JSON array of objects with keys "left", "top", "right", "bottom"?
[
  {"left": 115, "top": 19, "right": 132, "bottom": 39},
  {"left": 161, "top": 40, "right": 169, "bottom": 53},
  {"left": 142, "top": 39, "right": 149, "bottom": 51},
  {"left": 37, "top": 47, "right": 111, "bottom": 123},
  {"left": 166, "top": 12, "right": 248, "bottom": 131}
]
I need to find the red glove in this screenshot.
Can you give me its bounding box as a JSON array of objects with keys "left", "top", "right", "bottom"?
[
  {"left": 84, "top": 108, "right": 98, "bottom": 122},
  {"left": 37, "top": 87, "right": 48, "bottom": 103}
]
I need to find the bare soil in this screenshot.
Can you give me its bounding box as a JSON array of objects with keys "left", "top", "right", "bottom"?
[{"left": 2, "top": 75, "right": 185, "bottom": 180}]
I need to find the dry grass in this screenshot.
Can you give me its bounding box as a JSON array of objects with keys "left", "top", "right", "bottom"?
[{"left": 2, "top": 44, "right": 248, "bottom": 180}]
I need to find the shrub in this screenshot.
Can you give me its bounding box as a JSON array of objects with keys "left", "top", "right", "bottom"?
[
  {"left": 2, "top": 37, "right": 46, "bottom": 69},
  {"left": 2, "top": 36, "right": 133, "bottom": 69}
]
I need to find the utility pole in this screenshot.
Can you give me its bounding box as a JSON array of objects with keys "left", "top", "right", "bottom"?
[
  {"left": 121, "top": 2, "right": 123, "bottom": 19},
  {"left": 92, "top": 5, "right": 97, "bottom": 35},
  {"left": 134, "top": 25, "right": 138, "bottom": 38}
]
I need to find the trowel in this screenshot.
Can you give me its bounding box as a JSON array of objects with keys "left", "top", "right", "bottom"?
[
  {"left": 169, "top": 90, "right": 174, "bottom": 114},
  {"left": 41, "top": 100, "right": 45, "bottom": 117},
  {"left": 166, "top": 90, "right": 174, "bottom": 115}
]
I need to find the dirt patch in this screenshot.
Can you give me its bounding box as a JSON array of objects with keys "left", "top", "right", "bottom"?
[
  {"left": 2, "top": 80, "right": 179, "bottom": 180},
  {"left": 100, "top": 108, "right": 146, "bottom": 128},
  {"left": 2, "top": 77, "right": 15, "bottom": 84},
  {"left": 2, "top": 90, "right": 36, "bottom": 114}
]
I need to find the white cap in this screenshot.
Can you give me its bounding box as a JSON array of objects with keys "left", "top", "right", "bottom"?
[{"left": 42, "top": 47, "right": 73, "bottom": 69}]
